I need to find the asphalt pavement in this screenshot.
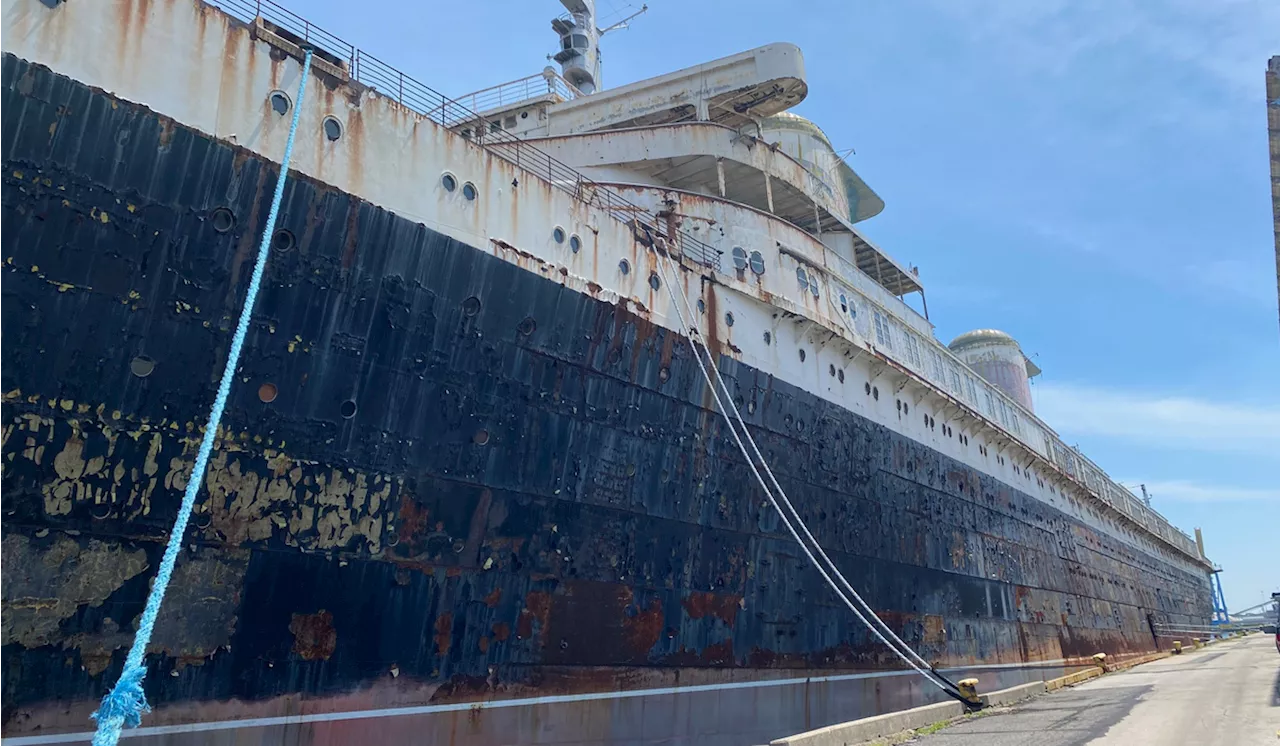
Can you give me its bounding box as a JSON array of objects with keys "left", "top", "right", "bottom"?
[{"left": 905, "top": 633, "right": 1280, "bottom": 746}]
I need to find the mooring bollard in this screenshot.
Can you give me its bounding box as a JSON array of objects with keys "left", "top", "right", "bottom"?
[{"left": 1172, "top": 641, "right": 1182, "bottom": 654}]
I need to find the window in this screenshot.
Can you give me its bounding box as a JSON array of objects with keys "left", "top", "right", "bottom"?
[
  {"left": 732, "top": 246, "right": 748, "bottom": 270},
  {"left": 984, "top": 390, "right": 996, "bottom": 418},
  {"left": 749, "top": 250, "right": 766, "bottom": 275},
  {"left": 796, "top": 266, "right": 808, "bottom": 291},
  {"left": 964, "top": 375, "right": 978, "bottom": 404},
  {"left": 873, "top": 311, "right": 893, "bottom": 349},
  {"left": 808, "top": 274, "right": 819, "bottom": 298},
  {"left": 948, "top": 365, "right": 963, "bottom": 394},
  {"left": 903, "top": 332, "right": 922, "bottom": 368},
  {"left": 839, "top": 293, "right": 848, "bottom": 313},
  {"left": 930, "top": 349, "right": 946, "bottom": 382}
]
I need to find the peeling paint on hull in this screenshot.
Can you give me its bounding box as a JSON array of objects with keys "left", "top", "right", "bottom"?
[{"left": 0, "top": 56, "right": 1210, "bottom": 744}]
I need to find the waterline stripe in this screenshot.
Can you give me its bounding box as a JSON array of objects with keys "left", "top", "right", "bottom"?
[{"left": 5, "top": 658, "right": 1072, "bottom": 744}]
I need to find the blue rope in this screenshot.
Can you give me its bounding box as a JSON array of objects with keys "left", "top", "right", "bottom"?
[{"left": 91, "top": 50, "right": 314, "bottom": 746}]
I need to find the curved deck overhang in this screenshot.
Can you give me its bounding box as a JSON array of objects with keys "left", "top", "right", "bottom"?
[{"left": 518, "top": 121, "right": 885, "bottom": 226}]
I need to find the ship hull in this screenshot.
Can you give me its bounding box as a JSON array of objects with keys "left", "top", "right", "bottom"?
[{"left": 1, "top": 54, "right": 1208, "bottom": 744}]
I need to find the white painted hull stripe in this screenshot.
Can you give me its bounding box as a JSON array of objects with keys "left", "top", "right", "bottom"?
[{"left": 3, "top": 658, "right": 1072, "bottom": 744}]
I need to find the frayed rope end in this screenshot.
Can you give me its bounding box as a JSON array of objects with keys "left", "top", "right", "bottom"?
[{"left": 91, "top": 666, "right": 151, "bottom": 729}]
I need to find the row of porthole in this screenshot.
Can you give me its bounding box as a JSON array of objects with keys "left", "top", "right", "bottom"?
[
  {"left": 730, "top": 247, "right": 766, "bottom": 275},
  {"left": 440, "top": 173, "right": 479, "bottom": 201},
  {"left": 208, "top": 206, "right": 297, "bottom": 250},
  {"left": 267, "top": 90, "right": 344, "bottom": 141}
]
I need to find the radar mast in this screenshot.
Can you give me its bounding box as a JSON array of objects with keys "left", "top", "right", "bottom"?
[{"left": 551, "top": 0, "right": 647, "bottom": 95}]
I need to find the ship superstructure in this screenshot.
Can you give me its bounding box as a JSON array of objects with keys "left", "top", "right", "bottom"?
[{"left": 1, "top": 0, "right": 1213, "bottom": 743}]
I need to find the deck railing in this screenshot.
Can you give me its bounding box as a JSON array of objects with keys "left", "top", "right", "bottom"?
[
  {"left": 822, "top": 255, "right": 1202, "bottom": 562},
  {"left": 207, "top": 0, "right": 722, "bottom": 271},
  {"left": 446, "top": 70, "right": 583, "bottom": 115}
]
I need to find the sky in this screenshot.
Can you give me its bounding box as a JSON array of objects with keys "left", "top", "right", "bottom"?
[{"left": 301, "top": 0, "right": 1279, "bottom": 612}]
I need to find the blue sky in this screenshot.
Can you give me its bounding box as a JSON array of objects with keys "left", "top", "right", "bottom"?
[{"left": 302, "top": 0, "right": 1278, "bottom": 611}]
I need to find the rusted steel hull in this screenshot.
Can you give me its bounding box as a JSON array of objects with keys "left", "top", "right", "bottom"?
[{"left": 1, "top": 56, "right": 1210, "bottom": 744}]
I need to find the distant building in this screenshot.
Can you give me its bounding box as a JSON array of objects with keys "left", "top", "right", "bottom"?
[{"left": 1269, "top": 57, "right": 1280, "bottom": 334}]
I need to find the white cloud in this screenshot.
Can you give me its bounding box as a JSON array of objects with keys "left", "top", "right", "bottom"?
[
  {"left": 1118, "top": 480, "right": 1280, "bottom": 503},
  {"left": 1033, "top": 382, "right": 1280, "bottom": 455}
]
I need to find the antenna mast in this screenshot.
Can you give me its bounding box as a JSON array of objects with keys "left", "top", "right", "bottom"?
[{"left": 551, "top": 0, "right": 648, "bottom": 95}]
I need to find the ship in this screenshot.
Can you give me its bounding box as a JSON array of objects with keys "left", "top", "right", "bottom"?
[{"left": 0, "top": 0, "right": 1215, "bottom": 743}]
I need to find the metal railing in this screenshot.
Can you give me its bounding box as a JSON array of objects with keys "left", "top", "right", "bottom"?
[
  {"left": 448, "top": 71, "right": 583, "bottom": 115},
  {"left": 207, "top": 0, "right": 722, "bottom": 271},
  {"left": 822, "top": 260, "right": 1203, "bottom": 563}
]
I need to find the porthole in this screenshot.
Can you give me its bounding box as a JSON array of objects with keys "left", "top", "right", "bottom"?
[
  {"left": 462, "top": 182, "right": 478, "bottom": 201},
  {"left": 732, "top": 246, "right": 748, "bottom": 271},
  {"left": 648, "top": 273, "right": 661, "bottom": 291},
  {"left": 837, "top": 369, "right": 845, "bottom": 383},
  {"left": 258, "top": 382, "right": 278, "bottom": 403},
  {"left": 896, "top": 399, "right": 902, "bottom": 412},
  {"left": 618, "top": 259, "right": 630, "bottom": 275},
  {"left": 696, "top": 299, "right": 706, "bottom": 314},
  {"left": 130, "top": 356, "right": 155, "bottom": 378},
  {"left": 517, "top": 317, "right": 537, "bottom": 335},
  {"left": 763, "top": 331, "right": 771, "bottom": 345},
  {"left": 903, "top": 402, "right": 909, "bottom": 415},
  {"left": 462, "top": 296, "right": 481, "bottom": 316},
  {"left": 849, "top": 304, "right": 857, "bottom": 318},
  {"left": 210, "top": 207, "right": 235, "bottom": 233},
  {"left": 809, "top": 275, "right": 819, "bottom": 298},
  {"left": 923, "top": 413, "right": 929, "bottom": 426},
  {"left": 867, "top": 383, "right": 873, "bottom": 396},
  {"left": 570, "top": 234, "right": 582, "bottom": 253},
  {"left": 658, "top": 366, "right": 670, "bottom": 383},
  {"left": 725, "top": 312, "right": 735, "bottom": 327},
  {"left": 796, "top": 266, "right": 808, "bottom": 290},
  {"left": 322, "top": 116, "right": 342, "bottom": 141},
  {"left": 271, "top": 229, "right": 295, "bottom": 252},
  {"left": 839, "top": 294, "right": 848, "bottom": 313},
  {"left": 798, "top": 349, "right": 806, "bottom": 362},
  {"left": 749, "top": 250, "right": 765, "bottom": 275},
  {"left": 829, "top": 364, "right": 836, "bottom": 377},
  {"left": 553, "top": 226, "right": 566, "bottom": 244},
  {"left": 268, "top": 90, "right": 290, "bottom": 116},
  {"left": 872, "top": 386, "right": 879, "bottom": 400},
  {"left": 441, "top": 173, "right": 458, "bottom": 192},
  {"left": 340, "top": 399, "right": 357, "bottom": 419},
  {"left": 473, "top": 429, "right": 490, "bottom": 446}
]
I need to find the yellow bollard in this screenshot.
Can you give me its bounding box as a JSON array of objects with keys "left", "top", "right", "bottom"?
[
  {"left": 956, "top": 678, "right": 982, "bottom": 706},
  {"left": 1172, "top": 641, "right": 1182, "bottom": 654},
  {"left": 1192, "top": 638, "right": 1203, "bottom": 649}
]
